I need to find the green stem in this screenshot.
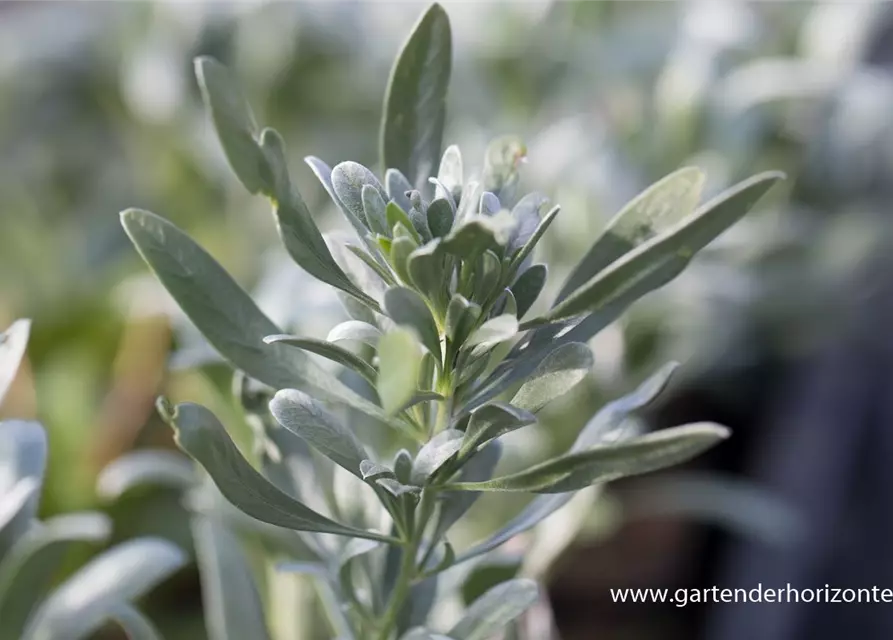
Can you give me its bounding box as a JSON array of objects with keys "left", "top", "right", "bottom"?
[{"left": 376, "top": 490, "right": 436, "bottom": 640}]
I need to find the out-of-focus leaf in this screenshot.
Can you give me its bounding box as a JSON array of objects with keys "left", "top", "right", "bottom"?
[
  {"left": 192, "top": 516, "right": 272, "bottom": 640},
  {"left": 0, "top": 514, "right": 111, "bottom": 639},
  {"left": 165, "top": 401, "right": 392, "bottom": 542},
  {"left": 0, "top": 420, "right": 47, "bottom": 553},
  {"left": 107, "top": 603, "right": 163, "bottom": 640},
  {"left": 23, "top": 537, "right": 186, "bottom": 640},
  {"left": 380, "top": 2, "right": 452, "bottom": 187},
  {"left": 481, "top": 136, "right": 527, "bottom": 203},
  {"left": 264, "top": 335, "right": 377, "bottom": 384},
  {"left": 96, "top": 451, "right": 194, "bottom": 500},
  {"left": 456, "top": 493, "right": 572, "bottom": 563},
  {"left": 108, "top": 603, "right": 162, "bottom": 640},
  {"left": 194, "top": 57, "right": 267, "bottom": 194},
  {"left": 473, "top": 251, "right": 502, "bottom": 303},
  {"left": 0, "top": 320, "right": 30, "bottom": 407},
  {"left": 270, "top": 389, "right": 369, "bottom": 479},
  {"left": 510, "top": 342, "right": 592, "bottom": 413},
  {"left": 0, "top": 479, "right": 39, "bottom": 557},
  {"left": 326, "top": 321, "right": 382, "bottom": 347},
  {"left": 508, "top": 193, "right": 548, "bottom": 252},
  {"left": 479, "top": 192, "right": 500, "bottom": 216},
  {"left": 442, "top": 423, "right": 729, "bottom": 493},
  {"left": 437, "top": 145, "right": 463, "bottom": 203},
  {"left": 557, "top": 167, "right": 706, "bottom": 303},
  {"left": 377, "top": 329, "right": 424, "bottom": 415},
  {"left": 121, "top": 209, "right": 390, "bottom": 423},
  {"left": 400, "top": 628, "right": 454, "bottom": 640},
  {"left": 447, "top": 578, "right": 538, "bottom": 640},
  {"left": 384, "top": 287, "right": 442, "bottom": 362}
]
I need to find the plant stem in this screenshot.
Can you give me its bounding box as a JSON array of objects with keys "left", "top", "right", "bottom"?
[{"left": 376, "top": 490, "right": 436, "bottom": 640}]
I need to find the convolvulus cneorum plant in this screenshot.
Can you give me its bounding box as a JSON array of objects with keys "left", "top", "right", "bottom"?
[
  {"left": 120, "top": 4, "right": 782, "bottom": 638},
  {"left": 0, "top": 320, "right": 185, "bottom": 640}
]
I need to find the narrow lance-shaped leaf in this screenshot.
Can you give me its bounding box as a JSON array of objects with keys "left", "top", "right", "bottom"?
[
  {"left": 120, "top": 209, "right": 391, "bottom": 424},
  {"left": 0, "top": 319, "right": 30, "bottom": 407},
  {"left": 556, "top": 167, "right": 705, "bottom": 303},
  {"left": 107, "top": 604, "right": 163, "bottom": 640},
  {"left": 441, "top": 423, "right": 729, "bottom": 493},
  {"left": 192, "top": 516, "right": 273, "bottom": 640},
  {"left": 23, "top": 537, "right": 186, "bottom": 640},
  {"left": 510, "top": 264, "right": 547, "bottom": 319},
  {"left": 194, "top": 57, "right": 267, "bottom": 194},
  {"left": 264, "top": 335, "right": 378, "bottom": 384},
  {"left": 380, "top": 2, "right": 452, "bottom": 187},
  {"left": 447, "top": 578, "right": 538, "bottom": 640},
  {"left": 326, "top": 320, "right": 382, "bottom": 347},
  {"left": 162, "top": 401, "right": 394, "bottom": 543},
  {"left": 572, "top": 361, "right": 680, "bottom": 451},
  {"left": 96, "top": 450, "right": 195, "bottom": 500},
  {"left": 377, "top": 329, "right": 424, "bottom": 415},
  {"left": 269, "top": 389, "right": 369, "bottom": 479},
  {"left": 510, "top": 342, "right": 593, "bottom": 414},
  {"left": 541, "top": 172, "right": 784, "bottom": 323},
  {"left": 259, "top": 131, "right": 379, "bottom": 310}
]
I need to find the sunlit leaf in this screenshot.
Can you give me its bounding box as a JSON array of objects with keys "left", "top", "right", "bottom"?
[
  {"left": 270, "top": 389, "right": 369, "bottom": 479},
  {"left": 380, "top": 3, "right": 452, "bottom": 187}
]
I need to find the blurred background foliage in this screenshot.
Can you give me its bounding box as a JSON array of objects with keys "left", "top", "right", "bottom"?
[{"left": 3, "top": 1, "right": 893, "bottom": 638}]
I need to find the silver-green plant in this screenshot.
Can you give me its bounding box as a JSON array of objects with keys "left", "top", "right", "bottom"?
[
  {"left": 0, "top": 320, "right": 185, "bottom": 640},
  {"left": 119, "top": 4, "right": 782, "bottom": 638}
]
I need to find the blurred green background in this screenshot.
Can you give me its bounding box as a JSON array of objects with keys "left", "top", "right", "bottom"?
[{"left": 4, "top": 1, "right": 893, "bottom": 638}]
